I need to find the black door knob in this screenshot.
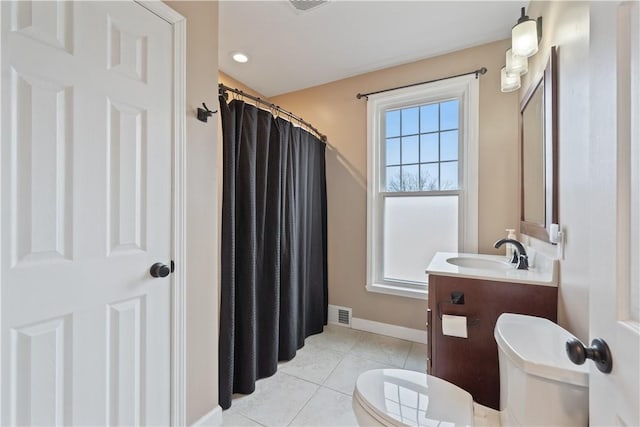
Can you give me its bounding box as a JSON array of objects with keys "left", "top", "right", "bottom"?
[
  {"left": 150, "top": 262, "right": 171, "bottom": 278},
  {"left": 566, "top": 338, "right": 613, "bottom": 374}
]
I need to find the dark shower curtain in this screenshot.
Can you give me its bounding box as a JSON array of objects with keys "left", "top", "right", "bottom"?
[{"left": 218, "top": 97, "right": 328, "bottom": 409}]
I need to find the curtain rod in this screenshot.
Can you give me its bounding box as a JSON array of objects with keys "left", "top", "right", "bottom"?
[
  {"left": 219, "top": 84, "right": 327, "bottom": 143},
  {"left": 355, "top": 67, "right": 488, "bottom": 100}
]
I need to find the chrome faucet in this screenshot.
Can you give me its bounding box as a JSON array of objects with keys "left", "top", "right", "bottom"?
[{"left": 494, "top": 238, "right": 529, "bottom": 270}]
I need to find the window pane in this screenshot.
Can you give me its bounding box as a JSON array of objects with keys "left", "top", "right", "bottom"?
[
  {"left": 401, "top": 135, "right": 419, "bottom": 164},
  {"left": 420, "top": 104, "right": 438, "bottom": 133},
  {"left": 440, "top": 130, "right": 458, "bottom": 161},
  {"left": 402, "top": 164, "right": 420, "bottom": 191},
  {"left": 384, "top": 195, "right": 459, "bottom": 283},
  {"left": 420, "top": 134, "right": 438, "bottom": 162},
  {"left": 401, "top": 107, "right": 419, "bottom": 135},
  {"left": 386, "top": 110, "right": 400, "bottom": 137},
  {"left": 386, "top": 137, "right": 400, "bottom": 165},
  {"left": 383, "top": 100, "right": 462, "bottom": 193},
  {"left": 440, "top": 100, "right": 459, "bottom": 130},
  {"left": 420, "top": 164, "right": 439, "bottom": 191},
  {"left": 440, "top": 161, "right": 458, "bottom": 190},
  {"left": 386, "top": 166, "right": 401, "bottom": 191}
]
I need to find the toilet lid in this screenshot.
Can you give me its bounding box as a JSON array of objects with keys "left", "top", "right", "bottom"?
[{"left": 354, "top": 369, "right": 474, "bottom": 427}]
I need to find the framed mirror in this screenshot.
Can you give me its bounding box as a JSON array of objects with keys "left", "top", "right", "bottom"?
[{"left": 520, "top": 46, "right": 557, "bottom": 242}]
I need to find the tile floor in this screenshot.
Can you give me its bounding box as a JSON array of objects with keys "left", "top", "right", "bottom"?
[{"left": 221, "top": 324, "right": 428, "bottom": 427}]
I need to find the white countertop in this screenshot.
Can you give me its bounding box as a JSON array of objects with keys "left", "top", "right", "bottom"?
[{"left": 426, "top": 251, "right": 558, "bottom": 287}]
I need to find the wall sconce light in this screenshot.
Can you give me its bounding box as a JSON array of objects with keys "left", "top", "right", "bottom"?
[
  {"left": 501, "top": 66, "right": 521, "bottom": 92},
  {"left": 511, "top": 7, "right": 542, "bottom": 58},
  {"left": 501, "top": 7, "right": 541, "bottom": 93}
]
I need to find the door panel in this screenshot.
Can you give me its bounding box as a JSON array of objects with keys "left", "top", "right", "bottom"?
[
  {"left": 10, "top": 70, "right": 74, "bottom": 267},
  {"left": 10, "top": 315, "right": 73, "bottom": 426},
  {"left": 107, "top": 296, "right": 146, "bottom": 426},
  {"left": 1, "top": 1, "right": 173, "bottom": 425},
  {"left": 10, "top": 1, "right": 74, "bottom": 54},
  {"left": 107, "top": 99, "right": 148, "bottom": 255}
]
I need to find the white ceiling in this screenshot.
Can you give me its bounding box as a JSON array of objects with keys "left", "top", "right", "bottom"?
[{"left": 219, "top": 1, "right": 528, "bottom": 97}]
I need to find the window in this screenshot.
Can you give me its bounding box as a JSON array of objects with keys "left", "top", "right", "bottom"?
[{"left": 366, "top": 75, "right": 479, "bottom": 299}]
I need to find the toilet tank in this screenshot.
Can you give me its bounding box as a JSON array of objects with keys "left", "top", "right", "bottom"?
[{"left": 494, "top": 313, "right": 589, "bottom": 427}]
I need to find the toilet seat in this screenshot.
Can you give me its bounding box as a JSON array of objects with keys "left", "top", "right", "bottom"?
[{"left": 353, "top": 369, "right": 474, "bottom": 426}]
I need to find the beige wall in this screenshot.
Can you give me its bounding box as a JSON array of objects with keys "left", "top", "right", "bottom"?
[
  {"left": 520, "top": 1, "right": 590, "bottom": 342},
  {"left": 220, "top": 71, "right": 269, "bottom": 99},
  {"left": 271, "top": 40, "right": 520, "bottom": 330},
  {"left": 164, "top": 1, "right": 220, "bottom": 424}
]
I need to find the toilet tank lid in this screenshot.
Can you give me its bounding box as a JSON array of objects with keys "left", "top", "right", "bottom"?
[
  {"left": 494, "top": 313, "right": 589, "bottom": 387},
  {"left": 354, "top": 369, "right": 474, "bottom": 426}
]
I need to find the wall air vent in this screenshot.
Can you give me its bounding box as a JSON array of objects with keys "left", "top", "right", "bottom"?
[
  {"left": 289, "top": 0, "right": 328, "bottom": 12},
  {"left": 328, "top": 304, "right": 352, "bottom": 327}
]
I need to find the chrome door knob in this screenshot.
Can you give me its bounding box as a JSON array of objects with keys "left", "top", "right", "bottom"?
[
  {"left": 566, "top": 338, "right": 613, "bottom": 373},
  {"left": 150, "top": 262, "right": 171, "bottom": 278}
]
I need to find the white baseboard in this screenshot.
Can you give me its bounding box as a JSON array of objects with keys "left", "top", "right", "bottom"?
[
  {"left": 351, "top": 317, "right": 427, "bottom": 344},
  {"left": 191, "top": 405, "right": 223, "bottom": 427}
]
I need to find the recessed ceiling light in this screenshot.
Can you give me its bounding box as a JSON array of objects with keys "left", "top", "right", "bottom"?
[
  {"left": 289, "top": 0, "right": 328, "bottom": 12},
  {"left": 232, "top": 52, "right": 249, "bottom": 63}
]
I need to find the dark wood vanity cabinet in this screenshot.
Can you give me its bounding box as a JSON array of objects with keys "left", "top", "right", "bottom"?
[{"left": 426, "top": 274, "right": 557, "bottom": 410}]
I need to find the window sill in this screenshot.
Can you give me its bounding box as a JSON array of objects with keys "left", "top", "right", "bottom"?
[{"left": 366, "top": 282, "right": 428, "bottom": 300}]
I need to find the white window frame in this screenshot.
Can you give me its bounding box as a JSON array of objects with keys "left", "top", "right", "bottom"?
[{"left": 366, "top": 74, "right": 479, "bottom": 300}]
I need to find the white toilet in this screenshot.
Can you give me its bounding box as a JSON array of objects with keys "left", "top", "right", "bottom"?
[{"left": 352, "top": 313, "right": 589, "bottom": 426}]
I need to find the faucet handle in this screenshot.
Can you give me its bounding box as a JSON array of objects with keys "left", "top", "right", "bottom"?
[
  {"left": 509, "top": 251, "right": 519, "bottom": 264},
  {"left": 516, "top": 254, "right": 529, "bottom": 270}
]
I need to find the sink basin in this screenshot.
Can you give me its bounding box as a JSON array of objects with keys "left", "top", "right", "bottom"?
[
  {"left": 446, "top": 256, "right": 512, "bottom": 270},
  {"left": 427, "top": 252, "right": 558, "bottom": 287}
]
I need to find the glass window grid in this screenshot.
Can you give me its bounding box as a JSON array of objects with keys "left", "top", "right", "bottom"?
[{"left": 384, "top": 101, "right": 459, "bottom": 192}]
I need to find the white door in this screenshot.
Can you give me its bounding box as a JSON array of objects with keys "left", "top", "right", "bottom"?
[
  {"left": 1, "top": 1, "right": 174, "bottom": 425},
  {"left": 588, "top": 2, "right": 640, "bottom": 425}
]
